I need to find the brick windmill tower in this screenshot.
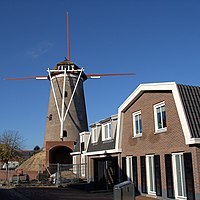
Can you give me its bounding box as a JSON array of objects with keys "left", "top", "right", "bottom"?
[{"left": 44, "top": 59, "right": 88, "bottom": 166}]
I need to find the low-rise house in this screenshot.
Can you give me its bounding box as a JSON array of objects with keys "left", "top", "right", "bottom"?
[
  {"left": 117, "top": 82, "right": 200, "bottom": 200},
  {"left": 72, "top": 114, "right": 120, "bottom": 190}
]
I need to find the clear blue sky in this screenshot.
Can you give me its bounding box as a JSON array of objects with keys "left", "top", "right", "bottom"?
[{"left": 1, "top": 0, "right": 200, "bottom": 150}]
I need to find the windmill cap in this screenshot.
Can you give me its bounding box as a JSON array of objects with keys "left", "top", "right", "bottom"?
[{"left": 52, "top": 59, "right": 87, "bottom": 81}]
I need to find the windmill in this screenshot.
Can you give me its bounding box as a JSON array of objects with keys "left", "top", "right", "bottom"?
[{"left": 5, "top": 13, "right": 135, "bottom": 165}]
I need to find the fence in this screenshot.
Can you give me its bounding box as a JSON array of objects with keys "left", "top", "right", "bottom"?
[
  {"left": 47, "top": 163, "right": 87, "bottom": 185},
  {"left": 0, "top": 163, "right": 87, "bottom": 186}
]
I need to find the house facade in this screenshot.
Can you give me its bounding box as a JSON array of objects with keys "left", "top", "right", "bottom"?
[
  {"left": 117, "top": 82, "right": 200, "bottom": 200},
  {"left": 71, "top": 114, "right": 120, "bottom": 190}
]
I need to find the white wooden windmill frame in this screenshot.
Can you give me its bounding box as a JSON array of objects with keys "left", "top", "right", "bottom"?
[{"left": 45, "top": 67, "right": 84, "bottom": 140}]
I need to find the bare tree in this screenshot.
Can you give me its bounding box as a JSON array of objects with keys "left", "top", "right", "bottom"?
[{"left": 0, "top": 130, "right": 25, "bottom": 182}]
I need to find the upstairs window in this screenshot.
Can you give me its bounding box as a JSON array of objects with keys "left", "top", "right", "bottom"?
[
  {"left": 80, "top": 134, "right": 85, "bottom": 152},
  {"left": 102, "top": 122, "right": 112, "bottom": 141},
  {"left": 133, "top": 111, "right": 142, "bottom": 137},
  {"left": 154, "top": 102, "right": 167, "bottom": 133},
  {"left": 92, "top": 126, "right": 98, "bottom": 143}
]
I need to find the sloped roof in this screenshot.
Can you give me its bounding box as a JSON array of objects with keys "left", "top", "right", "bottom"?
[
  {"left": 87, "top": 114, "right": 118, "bottom": 153},
  {"left": 16, "top": 150, "right": 46, "bottom": 172},
  {"left": 177, "top": 84, "right": 200, "bottom": 138}
]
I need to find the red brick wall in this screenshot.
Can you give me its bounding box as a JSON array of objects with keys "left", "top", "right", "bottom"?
[
  {"left": 0, "top": 170, "right": 38, "bottom": 181},
  {"left": 46, "top": 141, "right": 74, "bottom": 166},
  {"left": 121, "top": 91, "right": 200, "bottom": 196}
]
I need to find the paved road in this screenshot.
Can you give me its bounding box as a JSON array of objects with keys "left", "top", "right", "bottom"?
[
  {"left": 0, "top": 187, "right": 113, "bottom": 200},
  {"left": 0, "top": 187, "right": 157, "bottom": 200}
]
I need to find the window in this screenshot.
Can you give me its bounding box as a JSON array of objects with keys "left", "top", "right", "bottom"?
[
  {"left": 165, "top": 153, "right": 195, "bottom": 199},
  {"left": 102, "top": 122, "right": 112, "bottom": 141},
  {"left": 81, "top": 155, "right": 86, "bottom": 177},
  {"left": 154, "top": 102, "right": 167, "bottom": 133},
  {"left": 172, "top": 153, "right": 187, "bottom": 199},
  {"left": 126, "top": 156, "right": 133, "bottom": 182},
  {"left": 73, "top": 156, "right": 77, "bottom": 174},
  {"left": 80, "top": 134, "right": 84, "bottom": 143},
  {"left": 92, "top": 126, "right": 98, "bottom": 143},
  {"left": 80, "top": 134, "right": 85, "bottom": 152},
  {"left": 133, "top": 111, "right": 142, "bottom": 137},
  {"left": 146, "top": 155, "right": 156, "bottom": 195}
]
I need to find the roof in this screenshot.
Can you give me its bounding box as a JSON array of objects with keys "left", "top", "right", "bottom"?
[
  {"left": 177, "top": 84, "right": 200, "bottom": 138},
  {"left": 72, "top": 114, "right": 119, "bottom": 155},
  {"left": 116, "top": 82, "right": 200, "bottom": 147},
  {"left": 87, "top": 114, "right": 118, "bottom": 153}
]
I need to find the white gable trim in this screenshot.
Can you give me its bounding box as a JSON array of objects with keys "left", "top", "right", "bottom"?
[{"left": 115, "top": 82, "right": 198, "bottom": 149}]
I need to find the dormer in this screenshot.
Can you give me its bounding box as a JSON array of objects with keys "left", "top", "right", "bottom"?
[{"left": 90, "top": 122, "right": 101, "bottom": 144}]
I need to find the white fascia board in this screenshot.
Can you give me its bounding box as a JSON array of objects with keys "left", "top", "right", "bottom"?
[
  {"left": 84, "top": 149, "right": 119, "bottom": 156},
  {"left": 119, "top": 82, "right": 176, "bottom": 112},
  {"left": 79, "top": 131, "right": 90, "bottom": 136},
  {"left": 188, "top": 138, "right": 200, "bottom": 143},
  {"left": 71, "top": 152, "right": 81, "bottom": 155}
]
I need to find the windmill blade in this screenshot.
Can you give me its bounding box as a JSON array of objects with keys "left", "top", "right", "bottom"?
[
  {"left": 4, "top": 72, "right": 135, "bottom": 80},
  {"left": 4, "top": 76, "right": 48, "bottom": 80},
  {"left": 86, "top": 72, "right": 136, "bottom": 79}
]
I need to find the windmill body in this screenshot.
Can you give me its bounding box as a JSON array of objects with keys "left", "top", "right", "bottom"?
[
  {"left": 5, "top": 60, "right": 134, "bottom": 167},
  {"left": 44, "top": 60, "right": 88, "bottom": 165}
]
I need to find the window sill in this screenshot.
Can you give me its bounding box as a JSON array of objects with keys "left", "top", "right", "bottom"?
[
  {"left": 91, "top": 142, "right": 98, "bottom": 146},
  {"left": 102, "top": 139, "right": 114, "bottom": 144},
  {"left": 132, "top": 134, "right": 142, "bottom": 138},
  {"left": 154, "top": 127, "right": 167, "bottom": 134}
]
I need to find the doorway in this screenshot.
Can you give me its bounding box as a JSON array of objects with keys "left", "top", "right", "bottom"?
[
  {"left": 49, "top": 146, "right": 72, "bottom": 164},
  {"left": 93, "top": 157, "right": 119, "bottom": 190}
]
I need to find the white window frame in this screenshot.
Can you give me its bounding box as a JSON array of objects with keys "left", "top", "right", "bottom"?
[
  {"left": 73, "top": 156, "right": 77, "bottom": 174},
  {"left": 146, "top": 155, "right": 156, "bottom": 196},
  {"left": 102, "top": 122, "right": 112, "bottom": 141},
  {"left": 132, "top": 111, "right": 142, "bottom": 137},
  {"left": 172, "top": 153, "right": 187, "bottom": 200},
  {"left": 81, "top": 155, "right": 86, "bottom": 177},
  {"left": 126, "top": 156, "right": 133, "bottom": 182},
  {"left": 80, "top": 133, "right": 84, "bottom": 143},
  {"left": 154, "top": 101, "right": 167, "bottom": 133},
  {"left": 91, "top": 126, "right": 98, "bottom": 143}
]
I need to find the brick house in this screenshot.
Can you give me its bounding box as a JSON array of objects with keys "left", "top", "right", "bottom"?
[
  {"left": 71, "top": 114, "right": 120, "bottom": 190},
  {"left": 117, "top": 82, "right": 200, "bottom": 199}
]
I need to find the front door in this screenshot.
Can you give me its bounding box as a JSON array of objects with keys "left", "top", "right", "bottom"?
[{"left": 94, "top": 157, "right": 118, "bottom": 190}]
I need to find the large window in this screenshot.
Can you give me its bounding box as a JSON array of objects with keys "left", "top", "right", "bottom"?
[
  {"left": 133, "top": 111, "right": 142, "bottom": 137},
  {"left": 172, "top": 153, "right": 187, "bottom": 199},
  {"left": 146, "top": 155, "right": 156, "bottom": 195},
  {"left": 165, "top": 153, "right": 195, "bottom": 199},
  {"left": 102, "top": 122, "right": 112, "bottom": 141},
  {"left": 126, "top": 156, "right": 133, "bottom": 182},
  {"left": 154, "top": 102, "right": 167, "bottom": 133},
  {"left": 92, "top": 126, "right": 98, "bottom": 143}
]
